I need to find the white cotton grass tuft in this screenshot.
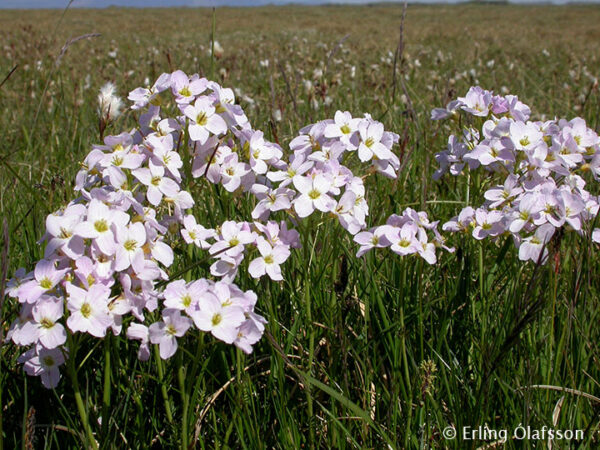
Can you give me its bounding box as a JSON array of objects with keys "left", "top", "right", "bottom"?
[
  {"left": 208, "top": 40, "right": 224, "bottom": 58},
  {"left": 98, "top": 82, "right": 123, "bottom": 121}
]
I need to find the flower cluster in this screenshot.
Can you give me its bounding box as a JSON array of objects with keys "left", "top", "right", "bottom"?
[
  {"left": 434, "top": 86, "right": 600, "bottom": 262},
  {"left": 285, "top": 110, "right": 399, "bottom": 231},
  {"left": 250, "top": 110, "right": 451, "bottom": 264},
  {"left": 178, "top": 92, "right": 448, "bottom": 269},
  {"left": 6, "top": 73, "right": 271, "bottom": 388},
  {"left": 6, "top": 70, "right": 451, "bottom": 388},
  {"left": 353, "top": 208, "right": 452, "bottom": 264}
]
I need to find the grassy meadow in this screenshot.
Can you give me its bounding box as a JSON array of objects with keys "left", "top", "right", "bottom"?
[{"left": 2, "top": 3, "right": 600, "bottom": 448}]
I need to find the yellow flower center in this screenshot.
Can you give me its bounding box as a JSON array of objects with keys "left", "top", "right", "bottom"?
[
  {"left": 81, "top": 303, "right": 92, "bottom": 318},
  {"left": 211, "top": 313, "right": 222, "bottom": 327},
  {"left": 94, "top": 219, "right": 109, "bottom": 233},
  {"left": 40, "top": 318, "right": 54, "bottom": 329},
  {"left": 124, "top": 239, "right": 137, "bottom": 251},
  {"left": 196, "top": 112, "right": 208, "bottom": 126},
  {"left": 59, "top": 227, "right": 72, "bottom": 239},
  {"left": 43, "top": 356, "right": 55, "bottom": 367},
  {"left": 39, "top": 277, "right": 53, "bottom": 290}
]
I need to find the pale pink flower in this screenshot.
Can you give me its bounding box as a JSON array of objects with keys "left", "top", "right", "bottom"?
[
  {"left": 248, "top": 237, "right": 290, "bottom": 281},
  {"left": 518, "top": 224, "right": 555, "bottom": 263},
  {"left": 353, "top": 227, "right": 391, "bottom": 257},
  {"left": 248, "top": 131, "right": 276, "bottom": 175},
  {"left": 324, "top": 110, "right": 361, "bottom": 149},
  {"left": 18, "top": 259, "right": 69, "bottom": 304},
  {"left": 163, "top": 279, "right": 208, "bottom": 315},
  {"left": 128, "top": 72, "right": 170, "bottom": 110},
  {"left": 191, "top": 290, "right": 245, "bottom": 344},
  {"left": 21, "top": 347, "right": 66, "bottom": 389},
  {"left": 209, "top": 221, "right": 255, "bottom": 257},
  {"left": 149, "top": 310, "right": 193, "bottom": 359},
  {"left": 184, "top": 97, "right": 227, "bottom": 144},
  {"left": 114, "top": 222, "right": 147, "bottom": 274},
  {"left": 472, "top": 209, "right": 504, "bottom": 240},
  {"left": 251, "top": 185, "right": 294, "bottom": 220},
  {"left": 233, "top": 319, "right": 265, "bottom": 354},
  {"left": 292, "top": 174, "right": 335, "bottom": 218},
  {"left": 266, "top": 153, "right": 313, "bottom": 187},
  {"left": 66, "top": 283, "right": 112, "bottom": 338},
  {"left": 133, "top": 160, "right": 180, "bottom": 206},
  {"left": 181, "top": 215, "right": 215, "bottom": 249},
  {"left": 126, "top": 323, "right": 150, "bottom": 361},
  {"left": 146, "top": 133, "right": 183, "bottom": 180},
  {"left": 44, "top": 204, "right": 86, "bottom": 259},
  {"left": 170, "top": 70, "right": 207, "bottom": 104},
  {"left": 32, "top": 297, "right": 67, "bottom": 349},
  {"left": 220, "top": 153, "right": 251, "bottom": 192},
  {"left": 74, "top": 199, "right": 130, "bottom": 255}
]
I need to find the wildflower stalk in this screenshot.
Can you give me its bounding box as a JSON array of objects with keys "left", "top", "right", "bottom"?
[
  {"left": 66, "top": 339, "right": 98, "bottom": 450},
  {"left": 187, "top": 337, "right": 206, "bottom": 449},
  {"left": 101, "top": 334, "right": 111, "bottom": 438},
  {"left": 399, "top": 305, "right": 412, "bottom": 449},
  {"left": 479, "top": 244, "right": 486, "bottom": 334},
  {"left": 176, "top": 349, "right": 189, "bottom": 449},
  {"left": 154, "top": 345, "right": 174, "bottom": 424},
  {"left": 301, "top": 216, "right": 317, "bottom": 448},
  {"left": 20, "top": 378, "right": 27, "bottom": 450},
  {"left": 305, "top": 277, "right": 315, "bottom": 448},
  {"left": 417, "top": 258, "right": 424, "bottom": 361}
]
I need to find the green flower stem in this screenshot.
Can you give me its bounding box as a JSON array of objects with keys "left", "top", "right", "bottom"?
[
  {"left": 101, "top": 334, "right": 111, "bottom": 438},
  {"left": 67, "top": 345, "right": 98, "bottom": 450},
  {"left": 305, "top": 277, "right": 315, "bottom": 448},
  {"left": 154, "top": 345, "right": 174, "bottom": 424},
  {"left": 176, "top": 349, "right": 189, "bottom": 449}
]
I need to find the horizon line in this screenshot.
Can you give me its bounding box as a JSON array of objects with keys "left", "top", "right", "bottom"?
[{"left": 3, "top": 0, "right": 600, "bottom": 10}]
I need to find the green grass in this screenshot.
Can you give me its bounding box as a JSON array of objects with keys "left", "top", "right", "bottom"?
[{"left": 1, "top": 4, "right": 600, "bottom": 448}]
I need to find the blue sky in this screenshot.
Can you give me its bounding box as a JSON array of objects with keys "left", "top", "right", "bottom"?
[{"left": 1, "top": 0, "right": 598, "bottom": 8}]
